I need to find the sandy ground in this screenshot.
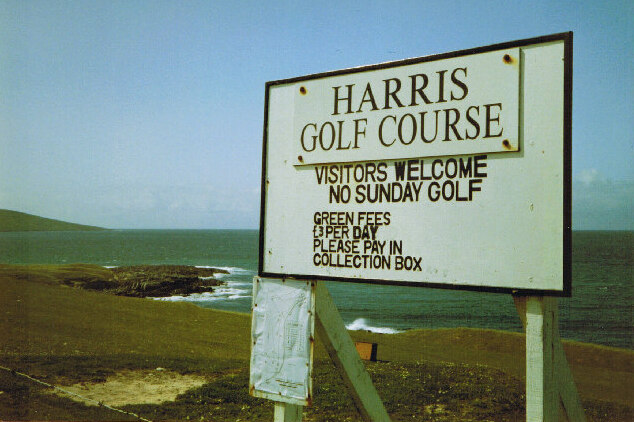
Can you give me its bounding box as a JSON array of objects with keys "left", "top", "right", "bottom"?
[{"left": 53, "top": 369, "right": 207, "bottom": 407}]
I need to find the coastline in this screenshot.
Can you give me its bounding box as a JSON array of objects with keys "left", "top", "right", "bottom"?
[
  {"left": 0, "top": 263, "right": 632, "bottom": 420},
  {"left": 2, "top": 230, "right": 631, "bottom": 348},
  {"left": 0, "top": 263, "right": 229, "bottom": 298}
]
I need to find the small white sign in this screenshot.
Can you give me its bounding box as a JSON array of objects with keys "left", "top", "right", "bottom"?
[{"left": 249, "top": 277, "right": 315, "bottom": 405}]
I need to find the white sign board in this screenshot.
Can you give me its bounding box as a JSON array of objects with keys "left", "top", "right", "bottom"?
[
  {"left": 250, "top": 278, "right": 315, "bottom": 405},
  {"left": 293, "top": 47, "right": 520, "bottom": 165},
  {"left": 259, "top": 33, "right": 572, "bottom": 295}
]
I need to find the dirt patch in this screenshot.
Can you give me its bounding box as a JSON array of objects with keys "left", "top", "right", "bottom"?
[{"left": 54, "top": 369, "right": 207, "bottom": 406}]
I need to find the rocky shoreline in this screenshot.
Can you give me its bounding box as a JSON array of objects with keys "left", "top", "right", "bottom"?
[
  {"left": 108, "top": 265, "right": 229, "bottom": 297},
  {"left": 17, "top": 264, "right": 230, "bottom": 298}
]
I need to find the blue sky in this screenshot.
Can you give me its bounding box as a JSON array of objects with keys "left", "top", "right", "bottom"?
[{"left": 1, "top": 1, "right": 632, "bottom": 229}]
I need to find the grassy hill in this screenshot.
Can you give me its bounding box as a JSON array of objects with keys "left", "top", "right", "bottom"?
[
  {"left": 0, "top": 264, "right": 632, "bottom": 421},
  {"left": 0, "top": 209, "right": 106, "bottom": 232}
]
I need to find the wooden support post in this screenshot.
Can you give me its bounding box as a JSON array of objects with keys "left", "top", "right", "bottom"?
[
  {"left": 314, "top": 282, "right": 391, "bottom": 422},
  {"left": 274, "top": 402, "right": 303, "bottom": 422},
  {"left": 523, "top": 296, "right": 558, "bottom": 421},
  {"left": 553, "top": 338, "right": 586, "bottom": 422},
  {"left": 514, "top": 296, "right": 586, "bottom": 422}
]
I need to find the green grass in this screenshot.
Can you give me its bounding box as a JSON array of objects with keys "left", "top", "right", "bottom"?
[
  {"left": 1, "top": 264, "right": 632, "bottom": 421},
  {"left": 0, "top": 265, "right": 251, "bottom": 364},
  {"left": 0, "top": 209, "right": 106, "bottom": 232},
  {"left": 351, "top": 326, "right": 634, "bottom": 407}
]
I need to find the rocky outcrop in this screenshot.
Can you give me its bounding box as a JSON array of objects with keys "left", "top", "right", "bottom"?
[
  {"left": 46, "top": 264, "right": 230, "bottom": 298},
  {"left": 0, "top": 264, "right": 229, "bottom": 298},
  {"left": 107, "top": 265, "right": 229, "bottom": 298}
]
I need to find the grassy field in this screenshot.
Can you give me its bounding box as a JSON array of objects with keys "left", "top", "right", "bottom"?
[
  {"left": 0, "top": 264, "right": 632, "bottom": 421},
  {"left": 0, "top": 209, "right": 106, "bottom": 231}
]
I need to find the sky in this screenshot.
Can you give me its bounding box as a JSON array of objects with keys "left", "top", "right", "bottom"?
[{"left": 0, "top": 0, "right": 632, "bottom": 229}]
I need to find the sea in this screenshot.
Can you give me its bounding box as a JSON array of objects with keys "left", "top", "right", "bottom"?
[{"left": 1, "top": 230, "right": 631, "bottom": 349}]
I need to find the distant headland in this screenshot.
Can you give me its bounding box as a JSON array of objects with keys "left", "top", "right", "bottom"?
[{"left": 0, "top": 209, "right": 106, "bottom": 232}]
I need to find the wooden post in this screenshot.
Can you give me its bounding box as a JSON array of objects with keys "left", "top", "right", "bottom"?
[
  {"left": 524, "top": 296, "right": 558, "bottom": 422},
  {"left": 274, "top": 402, "right": 303, "bottom": 422},
  {"left": 553, "top": 338, "right": 586, "bottom": 422},
  {"left": 514, "top": 296, "right": 586, "bottom": 422},
  {"left": 314, "top": 282, "right": 391, "bottom": 422}
]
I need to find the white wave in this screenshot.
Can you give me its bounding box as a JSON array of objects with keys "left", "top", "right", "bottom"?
[
  {"left": 219, "top": 281, "right": 252, "bottom": 287},
  {"left": 196, "top": 265, "right": 256, "bottom": 279},
  {"left": 152, "top": 292, "right": 215, "bottom": 302},
  {"left": 209, "top": 286, "right": 250, "bottom": 297},
  {"left": 195, "top": 265, "right": 253, "bottom": 274},
  {"left": 151, "top": 285, "right": 251, "bottom": 303},
  {"left": 346, "top": 318, "right": 401, "bottom": 334},
  {"left": 103, "top": 265, "right": 118, "bottom": 268}
]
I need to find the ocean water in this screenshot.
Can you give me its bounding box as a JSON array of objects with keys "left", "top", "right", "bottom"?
[{"left": 1, "top": 230, "right": 631, "bottom": 349}]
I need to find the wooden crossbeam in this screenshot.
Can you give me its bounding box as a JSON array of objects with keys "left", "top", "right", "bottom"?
[{"left": 314, "top": 282, "right": 391, "bottom": 422}]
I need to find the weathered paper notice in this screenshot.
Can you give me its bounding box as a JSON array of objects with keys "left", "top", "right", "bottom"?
[{"left": 249, "top": 277, "right": 314, "bottom": 404}]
